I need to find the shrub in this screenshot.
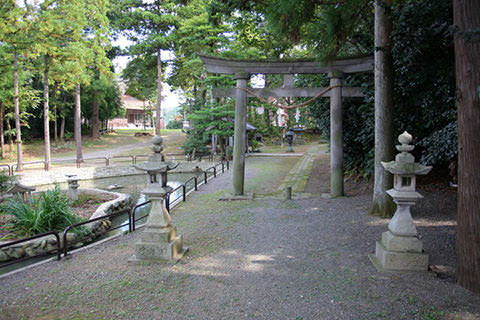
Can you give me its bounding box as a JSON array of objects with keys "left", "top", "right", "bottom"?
[
  {"left": 305, "top": 0, "right": 455, "bottom": 173},
  {"left": 0, "top": 185, "right": 85, "bottom": 236},
  {"left": 0, "top": 173, "right": 14, "bottom": 195},
  {"left": 182, "top": 134, "right": 211, "bottom": 158},
  {"left": 166, "top": 119, "right": 183, "bottom": 129}
]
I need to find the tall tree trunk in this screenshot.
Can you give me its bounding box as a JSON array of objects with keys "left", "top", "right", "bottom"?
[
  {"left": 60, "top": 117, "right": 65, "bottom": 141},
  {"left": 74, "top": 83, "right": 83, "bottom": 163},
  {"left": 91, "top": 89, "right": 100, "bottom": 139},
  {"left": 60, "top": 88, "right": 66, "bottom": 141},
  {"left": 454, "top": 0, "right": 480, "bottom": 294},
  {"left": 6, "top": 119, "right": 13, "bottom": 152},
  {"left": 13, "top": 50, "right": 23, "bottom": 171},
  {"left": 156, "top": 48, "right": 162, "bottom": 135},
  {"left": 43, "top": 55, "right": 51, "bottom": 171},
  {"left": 0, "top": 101, "right": 4, "bottom": 159},
  {"left": 53, "top": 82, "right": 58, "bottom": 142},
  {"left": 369, "top": 0, "right": 395, "bottom": 217},
  {"left": 219, "top": 136, "right": 225, "bottom": 159}
]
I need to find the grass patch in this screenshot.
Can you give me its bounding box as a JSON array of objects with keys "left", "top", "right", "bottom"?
[{"left": 71, "top": 194, "right": 111, "bottom": 207}]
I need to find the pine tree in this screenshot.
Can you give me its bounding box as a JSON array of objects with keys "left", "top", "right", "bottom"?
[
  {"left": 110, "top": 0, "right": 178, "bottom": 135},
  {"left": 0, "top": 0, "right": 37, "bottom": 171}
]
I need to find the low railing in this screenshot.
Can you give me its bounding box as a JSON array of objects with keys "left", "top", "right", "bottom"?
[
  {"left": 109, "top": 155, "right": 135, "bottom": 165},
  {"left": 12, "top": 161, "right": 45, "bottom": 173},
  {"left": 0, "top": 159, "right": 230, "bottom": 270},
  {"left": 62, "top": 208, "right": 131, "bottom": 257},
  {"left": 77, "top": 157, "right": 109, "bottom": 168},
  {"left": 130, "top": 200, "right": 152, "bottom": 232},
  {"left": 4, "top": 152, "right": 223, "bottom": 175},
  {"left": 0, "top": 231, "right": 61, "bottom": 269},
  {"left": 0, "top": 164, "right": 12, "bottom": 176},
  {"left": 133, "top": 154, "right": 149, "bottom": 164}
]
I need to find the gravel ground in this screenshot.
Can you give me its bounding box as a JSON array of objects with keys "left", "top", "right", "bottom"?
[{"left": 0, "top": 152, "right": 479, "bottom": 320}]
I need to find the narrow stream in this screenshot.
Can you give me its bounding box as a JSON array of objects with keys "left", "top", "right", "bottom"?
[{"left": 0, "top": 172, "right": 202, "bottom": 275}]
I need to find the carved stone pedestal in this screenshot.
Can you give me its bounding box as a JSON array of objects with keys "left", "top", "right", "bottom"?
[
  {"left": 129, "top": 192, "right": 187, "bottom": 263},
  {"left": 373, "top": 231, "right": 428, "bottom": 271},
  {"left": 132, "top": 226, "right": 186, "bottom": 262}
]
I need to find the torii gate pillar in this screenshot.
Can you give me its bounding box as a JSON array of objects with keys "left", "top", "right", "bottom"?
[
  {"left": 233, "top": 72, "right": 249, "bottom": 195},
  {"left": 199, "top": 54, "right": 373, "bottom": 197},
  {"left": 329, "top": 70, "right": 344, "bottom": 197}
]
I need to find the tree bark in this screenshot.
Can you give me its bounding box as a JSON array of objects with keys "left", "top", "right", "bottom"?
[
  {"left": 60, "top": 88, "right": 66, "bottom": 141},
  {"left": 13, "top": 51, "right": 23, "bottom": 171},
  {"left": 60, "top": 117, "right": 65, "bottom": 141},
  {"left": 53, "top": 82, "right": 58, "bottom": 142},
  {"left": 91, "top": 89, "right": 100, "bottom": 139},
  {"left": 454, "top": 0, "right": 480, "bottom": 294},
  {"left": 74, "top": 83, "right": 83, "bottom": 163},
  {"left": 0, "top": 101, "right": 4, "bottom": 159},
  {"left": 370, "top": 0, "right": 395, "bottom": 217},
  {"left": 43, "top": 55, "right": 51, "bottom": 171},
  {"left": 156, "top": 48, "right": 162, "bottom": 135},
  {"left": 6, "top": 119, "right": 13, "bottom": 152}
]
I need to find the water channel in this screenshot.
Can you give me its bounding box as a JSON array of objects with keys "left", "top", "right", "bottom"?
[{"left": 0, "top": 171, "right": 202, "bottom": 275}]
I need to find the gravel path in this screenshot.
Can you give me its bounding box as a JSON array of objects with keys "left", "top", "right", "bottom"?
[{"left": 0, "top": 152, "right": 479, "bottom": 320}]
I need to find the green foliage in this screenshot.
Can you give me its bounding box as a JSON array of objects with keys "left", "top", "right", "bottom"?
[
  {"left": 0, "top": 185, "right": 85, "bottom": 236},
  {"left": 0, "top": 0, "right": 112, "bottom": 147},
  {"left": 166, "top": 119, "right": 183, "bottom": 129},
  {"left": 169, "top": 0, "right": 230, "bottom": 95},
  {"left": 110, "top": 0, "right": 177, "bottom": 102},
  {"left": 121, "top": 55, "right": 158, "bottom": 101},
  {"left": 182, "top": 134, "right": 210, "bottom": 157},
  {"left": 0, "top": 173, "right": 14, "bottom": 195},
  {"left": 305, "top": 0, "right": 456, "bottom": 173},
  {"left": 391, "top": 0, "right": 456, "bottom": 166},
  {"left": 188, "top": 101, "right": 235, "bottom": 137},
  {"left": 71, "top": 193, "right": 104, "bottom": 207},
  {"left": 81, "top": 76, "right": 124, "bottom": 122}
]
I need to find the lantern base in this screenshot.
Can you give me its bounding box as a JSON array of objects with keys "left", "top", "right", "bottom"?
[
  {"left": 372, "top": 238, "right": 428, "bottom": 272},
  {"left": 129, "top": 226, "right": 188, "bottom": 263}
]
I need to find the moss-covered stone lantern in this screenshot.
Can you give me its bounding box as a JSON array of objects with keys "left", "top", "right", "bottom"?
[
  {"left": 129, "top": 135, "right": 187, "bottom": 263},
  {"left": 285, "top": 129, "right": 294, "bottom": 153},
  {"left": 370, "top": 131, "right": 432, "bottom": 271}
]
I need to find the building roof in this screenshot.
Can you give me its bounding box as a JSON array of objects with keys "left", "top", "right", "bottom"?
[{"left": 122, "top": 95, "right": 152, "bottom": 111}]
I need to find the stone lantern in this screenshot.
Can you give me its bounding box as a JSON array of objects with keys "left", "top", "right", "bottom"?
[
  {"left": 66, "top": 174, "right": 79, "bottom": 201},
  {"left": 370, "top": 131, "right": 432, "bottom": 271},
  {"left": 285, "top": 129, "right": 294, "bottom": 153},
  {"left": 129, "top": 135, "right": 187, "bottom": 263}
]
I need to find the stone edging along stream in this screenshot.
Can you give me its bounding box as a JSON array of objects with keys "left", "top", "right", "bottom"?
[{"left": 0, "top": 188, "right": 132, "bottom": 263}]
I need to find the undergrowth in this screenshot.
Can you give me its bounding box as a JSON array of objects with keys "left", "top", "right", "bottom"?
[{"left": 0, "top": 185, "right": 86, "bottom": 238}]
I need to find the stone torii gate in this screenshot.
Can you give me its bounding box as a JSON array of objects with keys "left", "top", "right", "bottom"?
[{"left": 199, "top": 54, "right": 373, "bottom": 197}]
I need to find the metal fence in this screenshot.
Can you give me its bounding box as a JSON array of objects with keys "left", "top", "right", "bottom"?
[
  {"left": 2, "top": 153, "right": 221, "bottom": 175},
  {"left": 0, "top": 160, "right": 230, "bottom": 270}
]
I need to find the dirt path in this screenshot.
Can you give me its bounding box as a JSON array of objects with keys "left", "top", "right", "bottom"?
[{"left": 51, "top": 130, "right": 185, "bottom": 162}]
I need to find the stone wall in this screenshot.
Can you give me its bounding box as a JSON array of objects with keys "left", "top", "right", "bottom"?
[{"left": 0, "top": 189, "right": 132, "bottom": 263}]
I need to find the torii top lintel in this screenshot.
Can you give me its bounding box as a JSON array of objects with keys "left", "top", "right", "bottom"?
[{"left": 198, "top": 54, "right": 373, "bottom": 75}]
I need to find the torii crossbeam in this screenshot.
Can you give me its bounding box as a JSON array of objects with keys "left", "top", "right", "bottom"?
[{"left": 199, "top": 54, "right": 373, "bottom": 197}]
